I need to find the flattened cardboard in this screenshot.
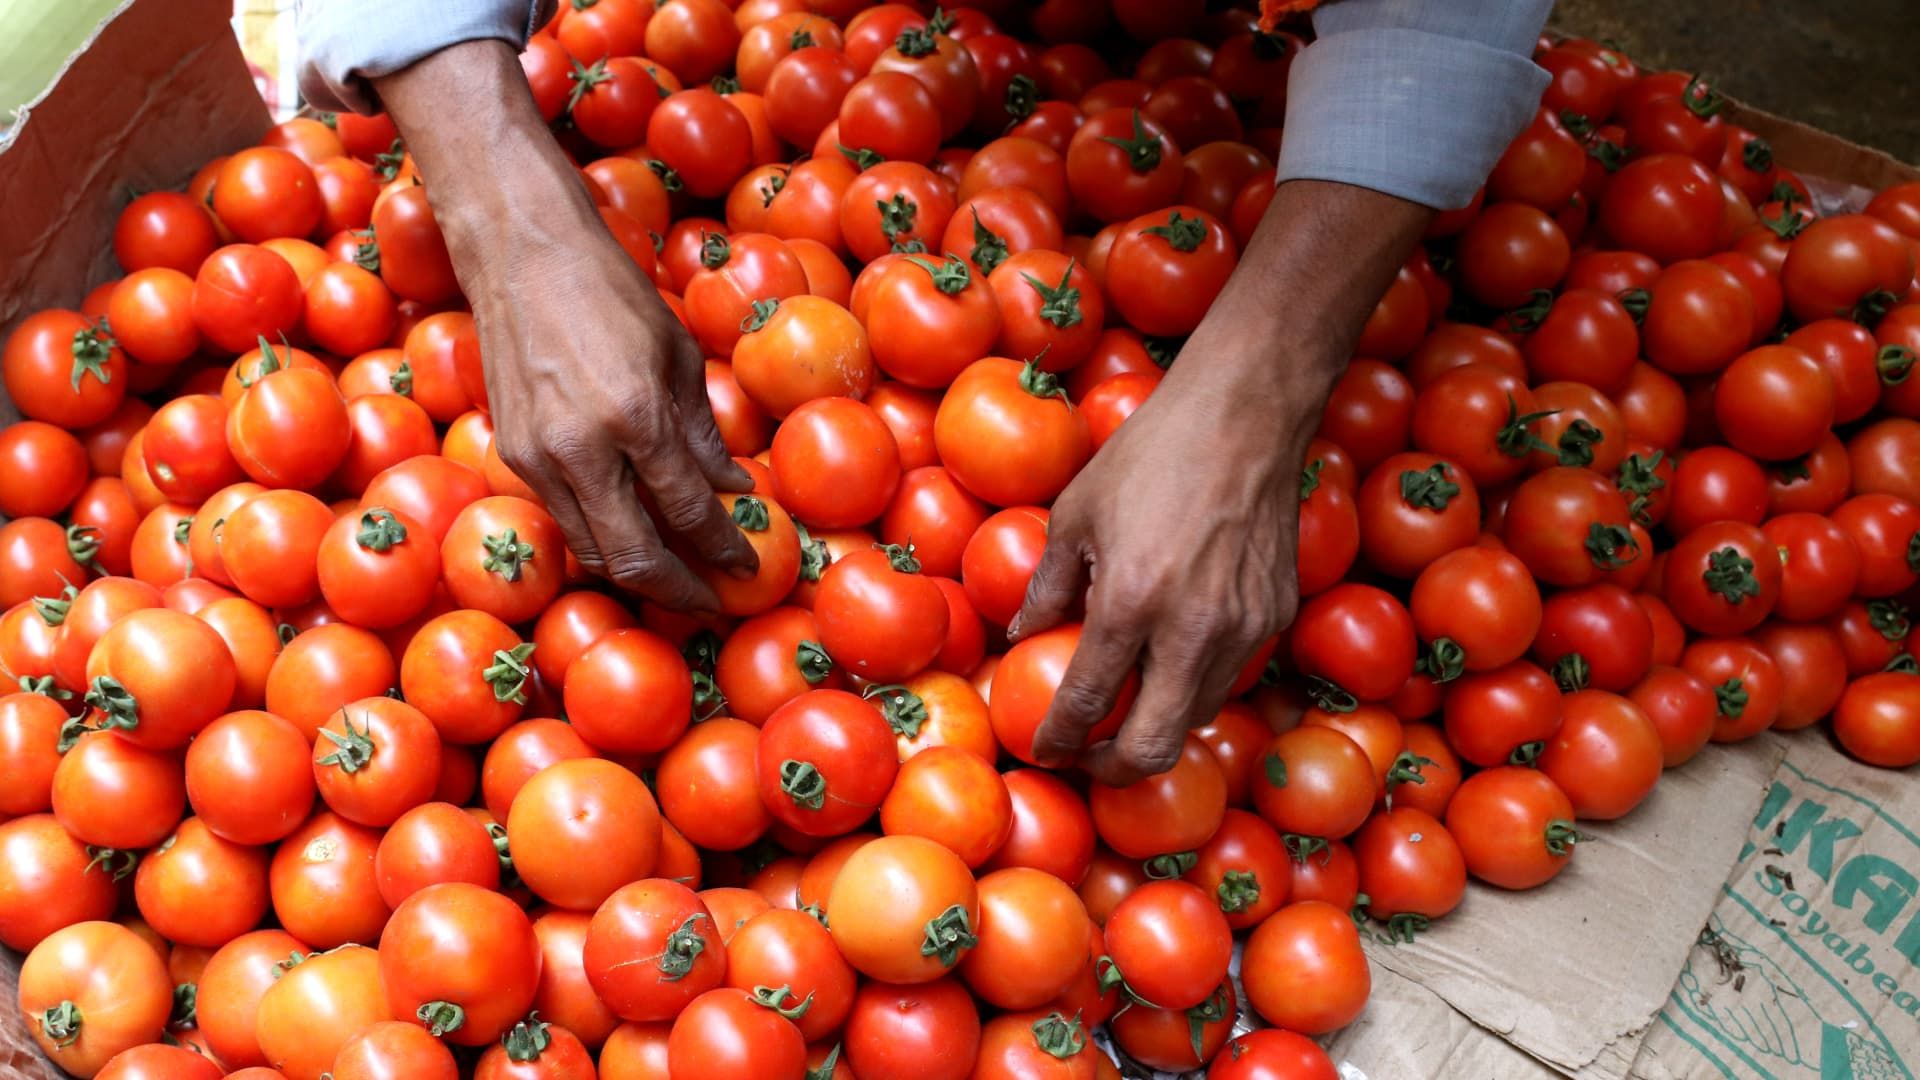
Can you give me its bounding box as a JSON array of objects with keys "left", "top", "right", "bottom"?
[
  {"left": 1326, "top": 739, "right": 1787, "bottom": 1080},
  {"left": 0, "top": 0, "right": 270, "bottom": 428},
  {"left": 1634, "top": 735, "right": 1920, "bottom": 1080}
]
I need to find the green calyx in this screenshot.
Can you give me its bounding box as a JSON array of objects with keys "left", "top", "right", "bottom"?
[
  {"left": 1879, "top": 345, "right": 1916, "bottom": 385},
  {"left": 1399, "top": 463, "right": 1461, "bottom": 511},
  {"left": 881, "top": 541, "right": 923, "bottom": 574},
  {"left": 1868, "top": 599, "right": 1911, "bottom": 642},
  {"left": 1383, "top": 751, "right": 1434, "bottom": 809},
  {"left": 355, "top": 507, "right": 408, "bottom": 551},
  {"left": 1420, "top": 637, "right": 1465, "bottom": 684},
  {"left": 484, "top": 643, "right": 537, "bottom": 704},
  {"left": 710, "top": 74, "right": 741, "bottom": 95},
  {"left": 837, "top": 143, "right": 886, "bottom": 171},
  {"left": 796, "top": 522, "right": 829, "bottom": 583},
  {"left": 919, "top": 903, "right": 977, "bottom": 967},
  {"left": 1495, "top": 395, "right": 1559, "bottom": 458},
  {"left": 780, "top": 759, "right": 827, "bottom": 810},
  {"left": 1032, "top": 1011, "right": 1086, "bottom": 1060},
  {"left": 1299, "top": 458, "right": 1324, "bottom": 501},
  {"left": 740, "top": 297, "right": 780, "bottom": 335},
  {"left": 1100, "top": 110, "right": 1164, "bottom": 174},
  {"left": 35, "top": 1002, "right": 82, "bottom": 1049},
  {"left": 172, "top": 515, "right": 193, "bottom": 545},
  {"left": 501, "top": 1013, "right": 552, "bottom": 1062},
  {"left": 1185, "top": 984, "right": 1231, "bottom": 1062},
  {"left": 1551, "top": 653, "right": 1590, "bottom": 693},
  {"left": 66, "top": 524, "right": 102, "bottom": 569},
  {"left": 317, "top": 710, "right": 377, "bottom": 774},
  {"left": 968, "top": 209, "right": 1008, "bottom": 276},
  {"left": 691, "top": 672, "right": 727, "bottom": 723},
  {"left": 880, "top": 194, "right": 922, "bottom": 248},
  {"left": 482, "top": 528, "right": 535, "bottom": 582},
  {"left": 659, "top": 914, "right": 711, "bottom": 980},
  {"left": 806, "top": 1044, "right": 843, "bottom": 1080},
  {"left": 649, "top": 159, "right": 683, "bottom": 191},
  {"left": 1715, "top": 676, "right": 1749, "bottom": 720},
  {"left": 1509, "top": 740, "right": 1545, "bottom": 767},
  {"left": 1616, "top": 450, "right": 1667, "bottom": 526},
  {"left": 566, "top": 58, "right": 611, "bottom": 114},
  {"left": 1263, "top": 751, "right": 1287, "bottom": 789},
  {"left": 789, "top": 27, "right": 815, "bottom": 50},
  {"left": 1680, "top": 73, "right": 1725, "bottom": 119},
  {"left": 1004, "top": 73, "right": 1038, "bottom": 122},
  {"left": 1555, "top": 419, "right": 1605, "bottom": 467},
  {"left": 353, "top": 227, "right": 382, "bottom": 274},
  {"left": 751, "top": 984, "right": 816, "bottom": 1020},
  {"left": 1701, "top": 545, "right": 1762, "bottom": 604},
  {"left": 85, "top": 846, "right": 137, "bottom": 880},
  {"left": 1142, "top": 851, "right": 1196, "bottom": 880},
  {"left": 1018, "top": 357, "right": 1067, "bottom": 402},
  {"left": 1504, "top": 289, "right": 1555, "bottom": 334},
  {"left": 27, "top": 676, "right": 73, "bottom": 704},
  {"left": 1544, "top": 819, "right": 1591, "bottom": 857},
  {"left": 1024, "top": 260, "right": 1084, "bottom": 329},
  {"left": 865, "top": 683, "right": 926, "bottom": 737},
  {"left": 797, "top": 640, "right": 835, "bottom": 687},
  {"left": 1584, "top": 522, "right": 1640, "bottom": 570},
  {"left": 1743, "top": 136, "right": 1774, "bottom": 173},
  {"left": 1216, "top": 869, "right": 1261, "bottom": 914},
  {"left": 84, "top": 676, "right": 139, "bottom": 735},
  {"left": 69, "top": 320, "right": 116, "bottom": 393},
  {"left": 891, "top": 24, "right": 938, "bottom": 57},
  {"left": 700, "top": 232, "right": 732, "bottom": 270},
  {"left": 732, "top": 495, "right": 771, "bottom": 532},
  {"left": 1304, "top": 676, "right": 1357, "bottom": 713},
  {"left": 171, "top": 982, "right": 197, "bottom": 1028},
  {"left": 1141, "top": 210, "right": 1207, "bottom": 253},
  {"left": 907, "top": 252, "right": 970, "bottom": 294},
  {"left": 758, "top": 169, "right": 787, "bottom": 209},
  {"left": 417, "top": 1001, "right": 466, "bottom": 1037},
  {"left": 373, "top": 138, "right": 408, "bottom": 182},
  {"left": 32, "top": 582, "right": 77, "bottom": 627},
  {"left": 1282, "top": 833, "right": 1330, "bottom": 864},
  {"left": 1617, "top": 287, "right": 1649, "bottom": 322}
]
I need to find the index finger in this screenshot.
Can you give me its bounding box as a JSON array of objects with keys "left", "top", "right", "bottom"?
[
  {"left": 1081, "top": 631, "right": 1237, "bottom": 786},
  {"left": 632, "top": 438, "right": 761, "bottom": 574},
  {"left": 565, "top": 448, "right": 727, "bottom": 613},
  {"left": 1030, "top": 605, "right": 1143, "bottom": 767}
]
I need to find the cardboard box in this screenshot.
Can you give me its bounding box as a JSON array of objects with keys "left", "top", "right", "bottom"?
[{"left": 1, "top": 4, "right": 1917, "bottom": 1079}]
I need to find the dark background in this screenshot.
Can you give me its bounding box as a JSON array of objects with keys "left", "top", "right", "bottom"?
[{"left": 1551, "top": 0, "right": 1920, "bottom": 163}]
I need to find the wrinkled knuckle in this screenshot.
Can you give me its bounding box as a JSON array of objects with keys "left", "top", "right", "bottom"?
[
  {"left": 1055, "top": 681, "right": 1115, "bottom": 726},
  {"left": 655, "top": 488, "right": 715, "bottom": 534},
  {"left": 603, "top": 546, "right": 666, "bottom": 590},
  {"left": 1121, "top": 731, "right": 1184, "bottom": 776},
  {"left": 1096, "top": 586, "right": 1153, "bottom": 629}
]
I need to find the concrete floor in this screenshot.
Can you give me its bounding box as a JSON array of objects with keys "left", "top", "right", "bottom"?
[{"left": 1550, "top": 0, "right": 1920, "bottom": 163}]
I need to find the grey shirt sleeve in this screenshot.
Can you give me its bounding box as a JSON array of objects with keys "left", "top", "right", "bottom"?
[
  {"left": 296, "top": 0, "right": 555, "bottom": 114},
  {"left": 1275, "top": 0, "right": 1556, "bottom": 210}
]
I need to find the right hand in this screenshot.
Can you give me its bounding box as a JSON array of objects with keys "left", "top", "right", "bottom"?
[{"left": 470, "top": 218, "right": 757, "bottom": 613}]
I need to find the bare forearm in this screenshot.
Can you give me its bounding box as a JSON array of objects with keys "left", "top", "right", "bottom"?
[
  {"left": 1169, "top": 180, "right": 1433, "bottom": 422},
  {"left": 372, "top": 39, "right": 602, "bottom": 299}
]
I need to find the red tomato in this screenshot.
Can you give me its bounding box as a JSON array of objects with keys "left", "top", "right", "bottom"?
[
  {"left": 758, "top": 688, "right": 900, "bottom": 837},
  {"left": 1241, "top": 901, "right": 1369, "bottom": 1035},
  {"left": 1288, "top": 584, "right": 1417, "bottom": 704},
  {"left": 508, "top": 758, "right": 662, "bottom": 911},
  {"left": 114, "top": 191, "right": 219, "bottom": 275},
  {"left": 935, "top": 357, "right": 1090, "bottom": 507},
  {"left": 1832, "top": 672, "right": 1920, "bottom": 768},
  {"left": 990, "top": 623, "right": 1140, "bottom": 766},
  {"left": 1105, "top": 207, "right": 1237, "bottom": 337},
  {"left": 1065, "top": 108, "right": 1184, "bottom": 224},
  {"left": 1781, "top": 213, "right": 1914, "bottom": 323},
  {"left": 1356, "top": 452, "right": 1481, "bottom": 579},
  {"left": 1445, "top": 766, "right": 1581, "bottom": 889},
  {"left": 1681, "top": 637, "right": 1783, "bottom": 743},
  {"left": 1598, "top": 153, "right": 1723, "bottom": 264}
]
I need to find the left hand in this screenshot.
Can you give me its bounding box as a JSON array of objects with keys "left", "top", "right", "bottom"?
[{"left": 1011, "top": 338, "right": 1329, "bottom": 786}]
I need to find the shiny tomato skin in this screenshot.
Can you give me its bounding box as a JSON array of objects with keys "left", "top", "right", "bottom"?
[
  {"left": 1681, "top": 637, "right": 1783, "bottom": 743},
  {"left": 17, "top": 920, "right": 173, "bottom": 1077},
  {"left": 757, "top": 688, "right": 899, "bottom": 838},
  {"left": 989, "top": 623, "right": 1140, "bottom": 766},
  {"left": 1241, "top": 901, "right": 1369, "bottom": 1035},
  {"left": 1832, "top": 672, "right": 1920, "bottom": 768},
  {"left": 1288, "top": 584, "right": 1417, "bottom": 703},
  {"left": 843, "top": 977, "right": 980, "bottom": 1080},
  {"left": 1532, "top": 584, "right": 1655, "bottom": 693},
  {"left": 507, "top": 758, "right": 662, "bottom": 912}
]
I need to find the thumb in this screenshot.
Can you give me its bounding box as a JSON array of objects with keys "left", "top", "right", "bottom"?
[
  {"left": 671, "top": 331, "right": 753, "bottom": 493},
  {"left": 1009, "top": 522, "right": 1085, "bottom": 641}
]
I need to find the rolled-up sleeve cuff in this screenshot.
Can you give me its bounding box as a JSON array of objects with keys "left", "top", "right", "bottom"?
[
  {"left": 1276, "top": 22, "right": 1551, "bottom": 211},
  {"left": 297, "top": 0, "right": 550, "bottom": 114}
]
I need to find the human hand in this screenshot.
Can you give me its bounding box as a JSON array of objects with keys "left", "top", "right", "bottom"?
[
  {"left": 376, "top": 41, "right": 755, "bottom": 612},
  {"left": 1011, "top": 338, "right": 1324, "bottom": 785}
]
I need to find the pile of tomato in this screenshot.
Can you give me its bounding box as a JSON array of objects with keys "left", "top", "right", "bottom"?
[{"left": 4, "top": 1, "right": 1920, "bottom": 1078}]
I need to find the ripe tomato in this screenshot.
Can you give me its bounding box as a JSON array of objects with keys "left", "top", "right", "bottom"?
[
  {"left": 1753, "top": 622, "right": 1848, "bottom": 732},
  {"left": 667, "top": 987, "right": 809, "bottom": 1080},
  {"left": 255, "top": 944, "right": 391, "bottom": 1080},
  {"left": 1442, "top": 660, "right": 1562, "bottom": 768},
  {"left": 372, "top": 185, "right": 459, "bottom": 305},
  {"left": 508, "top": 758, "right": 661, "bottom": 911},
  {"left": 1628, "top": 665, "right": 1718, "bottom": 767},
  {"left": 17, "top": 920, "right": 173, "bottom": 1077},
  {"left": 114, "top": 191, "right": 218, "bottom": 275},
  {"left": 1445, "top": 766, "right": 1581, "bottom": 890},
  {"left": 732, "top": 295, "right": 874, "bottom": 420},
  {"left": 1088, "top": 734, "right": 1226, "bottom": 861},
  {"left": 1832, "top": 671, "right": 1920, "bottom": 768},
  {"left": 265, "top": 622, "right": 397, "bottom": 741},
  {"left": 1503, "top": 466, "right": 1640, "bottom": 587},
  {"left": 981, "top": 768, "right": 1095, "bottom": 887},
  {"left": 1532, "top": 583, "right": 1655, "bottom": 693},
  {"left": 1641, "top": 259, "right": 1754, "bottom": 375},
  {"left": 1289, "top": 583, "right": 1417, "bottom": 703},
  {"left": 649, "top": 88, "right": 755, "bottom": 199},
  {"left": 828, "top": 834, "right": 979, "bottom": 983},
  {"left": 0, "top": 815, "right": 121, "bottom": 952},
  {"left": 1681, "top": 637, "right": 1783, "bottom": 743},
  {"left": 1599, "top": 153, "right": 1723, "bottom": 264},
  {"left": 1410, "top": 546, "right": 1542, "bottom": 672},
  {"left": 132, "top": 816, "right": 269, "bottom": 948},
  {"left": 1408, "top": 363, "right": 1544, "bottom": 489},
  {"left": 480, "top": 717, "right": 599, "bottom": 824},
  {"left": 1185, "top": 808, "right": 1292, "bottom": 931},
  {"left": 1109, "top": 979, "right": 1237, "bottom": 1072},
  {"left": 1353, "top": 806, "right": 1465, "bottom": 922},
  {"left": 440, "top": 496, "right": 566, "bottom": 624},
  {"left": 1065, "top": 108, "right": 1183, "bottom": 224},
  {"left": 1102, "top": 879, "right": 1231, "bottom": 1013},
  {"left": 316, "top": 506, "right": 440, "bottom": 630},
  {"left": 1356, "top": 452, "right": 1480, "bottom": 579},
  {"left": 865, "top": 254, "right": 999, "bottom": 388},
  {"left": 221, "top": 488, "right": 336, "bottom": 610},
  {"left": 1241, "top": 901, "right": 1369, "bottom": 1035},
  {"left": 1662, "top": 520, "right": 1780, "bottom": 636},
  {"left": 95, "top": 1044, "right": 224, "bottom": 1080},
  {"left": 961, "top": 506, "right": 1048, "bottom": 628},
  {"left": 312, "top": 696, "right": 442, "bottom": 827},
  {"left": 814, "top": 546, "right": 949, "bottom": 681},
  {"left": 1712, "top": 344, "right": 1836, "bottom": 461},
  {"left": 758, "top": 688, "right": 899, "bottom": 837},
  {"left": 375, "top": 882, "right": 540, "bottom": 1046},
  {"left": 989, "top": 623, "right": 1139, "bottom": 766},
  {"left": 1106, "top": 207, "right": 1237, "bottom": 337},
  {"left": 1316, "top": 360, "right": 1414, "bottom": 476},
  {"left": 771, "top": 397, "right": 902, "bottom": 529},
  {"left": 374, "top": 801, "right": 500, "bottom": 909},
  {"left": 721, "top": 907, "right": 856, "bottom": 1041},
  {"left": 1831, "top": 493, "right": 1920, "bottom": 597},
  {"left": 81, "top": 606, "right": 236, "bottom": 750},
  {"left": 937, "top": 356, "right": 1092, "bottom": 506},
  {"left": 880, "top": 744, "right": 1011, "bottom": 866},
  {"left": 191, "top": 244, "right": 304, "bottom": 354},
  {"left": 398, "top": 609, "right": 529, "bottom": 745},
  {"left": 1781, "top": 213, "right": 1914, "bottom": 322},
  {"left": 1251, "top": 726, "right": 1376, "bottom": 841},
  {"left": 1456, "top": 202, "right": 1570, "bottom": 308},
  {"left": 1536, "top": 689, "right": 1662, "bottom": 820},
  {"left": 945, "top": 189, "right": 1066, "bottom": 280},
  {"left": 331, "top": 1020, "right": 458, "bottom": 1080}
]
